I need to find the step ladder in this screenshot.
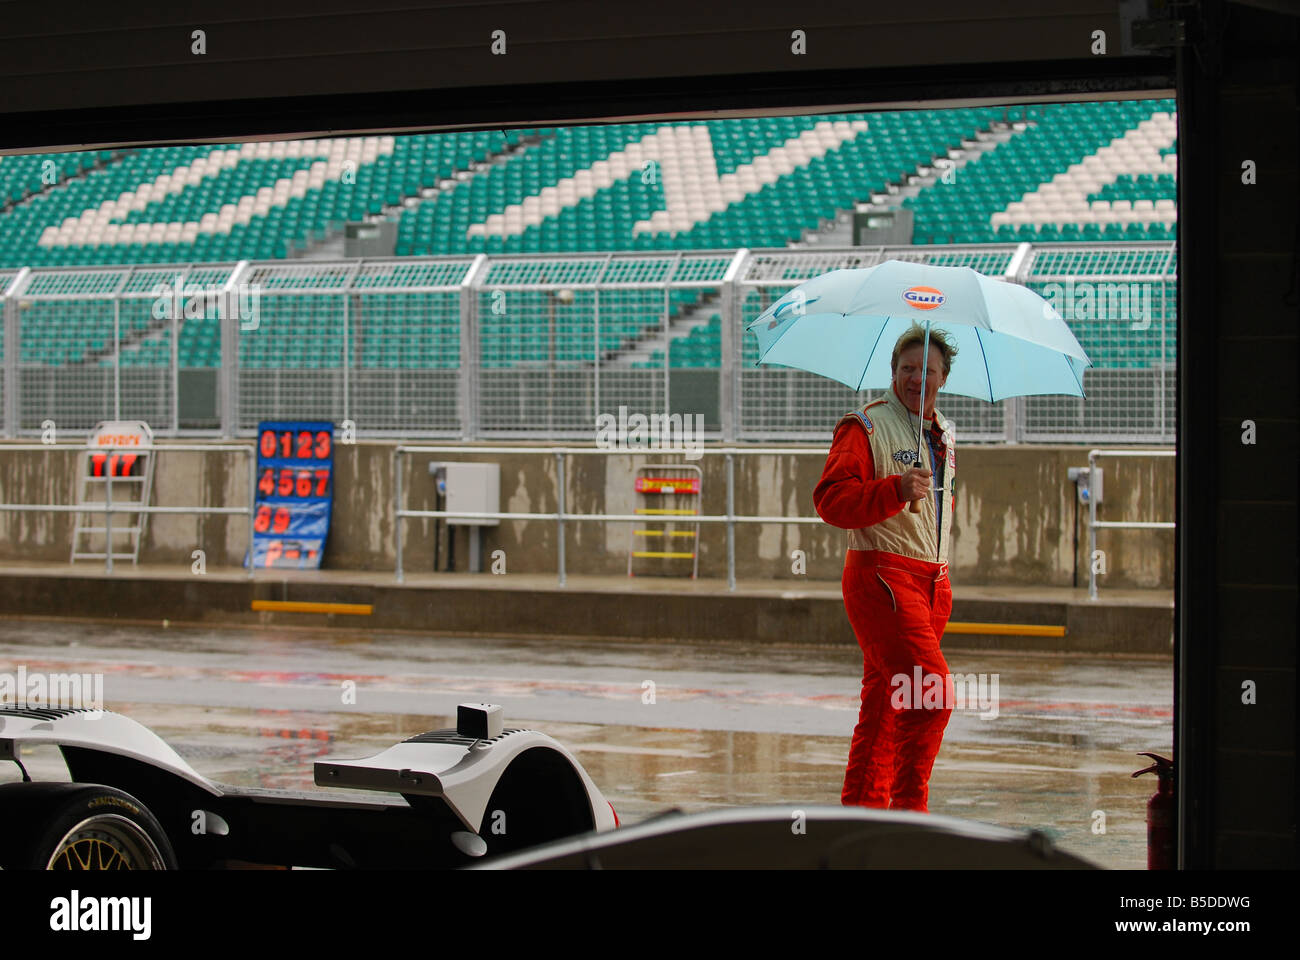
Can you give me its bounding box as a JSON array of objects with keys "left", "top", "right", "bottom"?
[
  {"left": 627, "top": 465, "right": 701, "bottom": 579},
  {"left": 71, "top": 421, "right": 156, "bottom": 567}
]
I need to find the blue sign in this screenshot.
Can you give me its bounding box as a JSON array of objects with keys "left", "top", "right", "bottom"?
[{"left": 250, "top": 421, "right": 335, "bottom": 569}]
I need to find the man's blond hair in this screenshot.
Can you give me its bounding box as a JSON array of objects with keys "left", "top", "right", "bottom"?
[{"left": 891, "top": 322, "right": 958, "bottom": 376}]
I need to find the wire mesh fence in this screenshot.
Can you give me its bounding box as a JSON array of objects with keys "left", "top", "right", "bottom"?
[
  {"left": 0, "top": 243, "right": 1177, "bottom": 443},
  {"left": 1022, "top": 244, "right": 1177, "bottom": 442}
]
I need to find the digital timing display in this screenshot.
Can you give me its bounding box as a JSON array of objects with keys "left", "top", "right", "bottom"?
[{"left": 251, "top": 421, "right": 334, "bottom": 569}]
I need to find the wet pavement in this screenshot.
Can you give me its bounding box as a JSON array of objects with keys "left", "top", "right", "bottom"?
[{"left": 0, "top": 618, "right": 1172, "bottom": 868}]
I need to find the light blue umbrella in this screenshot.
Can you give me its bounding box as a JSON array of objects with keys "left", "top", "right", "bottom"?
[{"left": 747, "top": 259, "right": 1092, "bottom": 511}]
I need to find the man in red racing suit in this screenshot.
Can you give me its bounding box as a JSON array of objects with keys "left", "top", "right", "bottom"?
[{"left": 813, "top": 324, "right": 958, "bottom": 813}]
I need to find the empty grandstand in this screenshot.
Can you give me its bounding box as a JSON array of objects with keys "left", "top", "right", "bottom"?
[{"left": 4, "top": 101, "right": 1176, "bottom": 267}]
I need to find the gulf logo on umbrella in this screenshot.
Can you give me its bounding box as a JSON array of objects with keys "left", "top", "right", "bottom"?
[{"left": 902, "top": 286, "right": 945, "bottom": 309}]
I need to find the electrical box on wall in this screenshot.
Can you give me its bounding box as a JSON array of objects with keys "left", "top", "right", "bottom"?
[
  {"left": 1067, "top": 466, "right": 1104, "bottom": 505},
  {"left": 429, "top": 462, "right": 500, "bottom": 525}
]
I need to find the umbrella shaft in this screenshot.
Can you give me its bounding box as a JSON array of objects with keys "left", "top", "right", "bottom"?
[{"left": 916, "top": 323, "right": 930, "bottom": 460}]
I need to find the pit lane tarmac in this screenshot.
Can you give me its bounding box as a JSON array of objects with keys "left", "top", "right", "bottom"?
[{"left": 0, "top": 618, "right": 1172, "bottom": 869}]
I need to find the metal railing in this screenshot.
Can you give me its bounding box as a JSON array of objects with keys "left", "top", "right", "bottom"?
[
  {"left": 1087, "top": 448, "right": 1177, "bottom": 600},
  {"left": 393, "top": 444, "right": 831, "bottom": 591},
  {"left": 0, "top": 442, "right": 257, "bottom": 577}
]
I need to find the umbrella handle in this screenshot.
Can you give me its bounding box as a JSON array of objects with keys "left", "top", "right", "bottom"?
[{"left": 908, "top": 498, "right": 923, "bottom": 514}]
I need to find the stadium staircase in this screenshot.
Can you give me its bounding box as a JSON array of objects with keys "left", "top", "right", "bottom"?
[
  {"left": 613, "top": 296, "right": 723, "bottom": 370},
  {"left": 2, "top": 149, "right": 135, "bottom": 214},
  {"left": 793, "top": 115, "right": 1019, "bottom": 247},
  {"left": 293, "top": 132, "right": 549, "bottom": 261}
]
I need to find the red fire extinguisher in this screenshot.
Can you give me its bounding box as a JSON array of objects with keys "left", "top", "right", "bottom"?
[{"left": 1132, "top": 752, "right": 1174, "bottom": 870}]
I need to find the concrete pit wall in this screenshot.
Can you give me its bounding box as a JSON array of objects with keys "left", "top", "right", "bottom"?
[{"left": 0, "top": 441, "right": 1175, "bottom": 589}]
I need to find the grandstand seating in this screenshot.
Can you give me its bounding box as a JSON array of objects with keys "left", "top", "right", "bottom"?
[
  {"left": 3, "top": 100, "right": 1177, "bottom": 370},
  {"left": 2, "top": 150, "right": 111, "bottom": 207},
  {"left": 937, "top": 100, "right": 1177, "bottom": 244}
]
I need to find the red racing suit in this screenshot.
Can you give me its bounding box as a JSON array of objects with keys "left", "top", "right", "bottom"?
[{"left": 813, "top": 386, "right": 955, "bottom": 812}]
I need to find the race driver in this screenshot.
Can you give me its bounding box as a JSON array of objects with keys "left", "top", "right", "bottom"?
[{"left": 813, "top": 322, "right": 958, "bottom": 812}]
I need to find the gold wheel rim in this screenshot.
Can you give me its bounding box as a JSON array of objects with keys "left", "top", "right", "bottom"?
[{"left": 47, "top": 814, "right": 166, "bottom": 870}]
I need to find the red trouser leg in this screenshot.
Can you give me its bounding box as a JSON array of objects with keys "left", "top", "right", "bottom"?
[
  {"left": 840, "top": 561, "right": 953, "bottom": 812},
  {"left": 841, "top": 628, "right": 895, "bottom": 808}
]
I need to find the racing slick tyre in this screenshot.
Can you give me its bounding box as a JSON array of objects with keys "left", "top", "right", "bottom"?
[{"left": 0, "top": 782, "right": 178, "bottom": 870}]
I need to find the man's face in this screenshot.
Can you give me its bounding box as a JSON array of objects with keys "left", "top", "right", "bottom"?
[{"left": 892, "top": 342, "right": 948, "bottom": 414}]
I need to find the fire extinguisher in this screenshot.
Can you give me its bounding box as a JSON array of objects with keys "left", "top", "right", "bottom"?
[{"left": 1132, "top": 752, "right": 1174, "bottom": 870}]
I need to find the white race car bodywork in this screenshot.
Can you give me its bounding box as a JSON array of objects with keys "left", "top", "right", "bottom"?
[
  {"left": 0, "top": 708, "right": 220, "bottom": 796},
  {"left": 0, "top": 704, "right": 616, "bottom": 868},
  {"left": 316, "top": 730, "right": 617, "bottom": 834}
]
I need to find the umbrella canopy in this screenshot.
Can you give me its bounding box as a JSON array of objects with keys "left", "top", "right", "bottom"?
[{"left": 747, "top": 259, "right": 1092, "bottom": 401}]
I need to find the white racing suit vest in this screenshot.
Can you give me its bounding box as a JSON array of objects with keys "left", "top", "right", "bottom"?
[{"left": 833, "top": 386, "right": 955, "bottom": 565}]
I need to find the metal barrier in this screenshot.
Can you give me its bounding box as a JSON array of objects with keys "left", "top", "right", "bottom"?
[
  {"left": 1087, "top": 448, "right": 1177, "bottom": 600},
  {"left": 1023, "top": 246, "right": 1177, "bottom": 443},
  {"left": 393, "top": 444, "right": 830, "bottom": 591},
  {"left": 0, "top": 442, "right": 257, "bottom": 577},
  {"left": 0, "top": 441, "right": 1176, "bottom": 591},
  {"left": 2, "top": 243, "right": 1178, "bottom": 444}
]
